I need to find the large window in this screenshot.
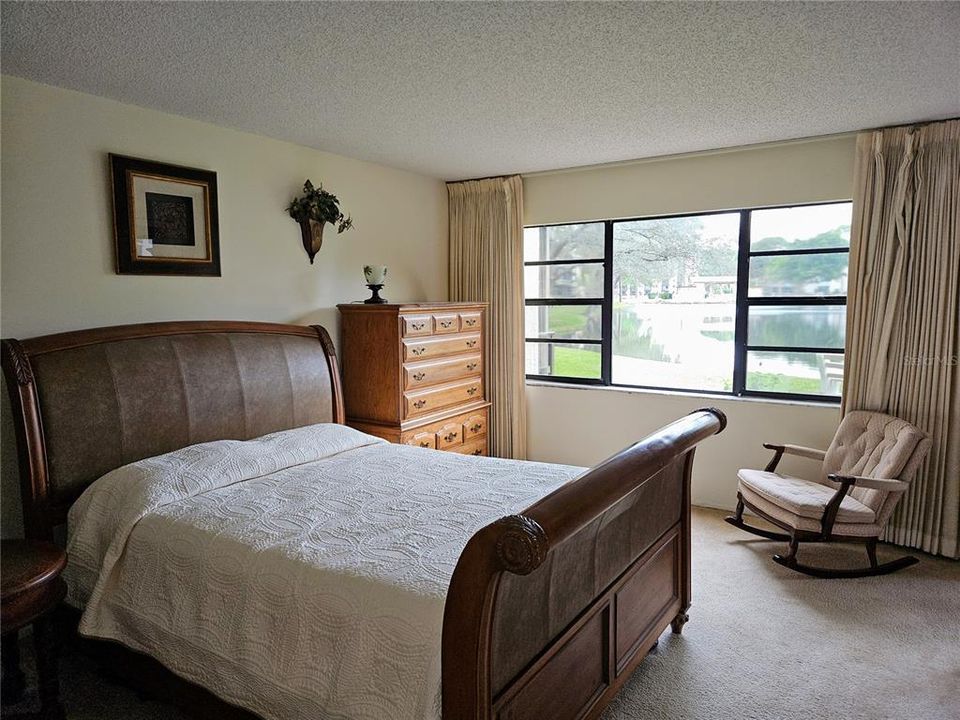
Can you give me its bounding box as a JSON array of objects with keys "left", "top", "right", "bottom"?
[{"left": 524, "top": 202, "right": 852, "bottom": 401}]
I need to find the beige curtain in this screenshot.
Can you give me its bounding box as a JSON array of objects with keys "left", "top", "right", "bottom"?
[
  {"left": 843, "top": 119, "right": 960, "bottom": 558},
  {"left": 448, "top": 176, "right": 527, "bottom": 459}
]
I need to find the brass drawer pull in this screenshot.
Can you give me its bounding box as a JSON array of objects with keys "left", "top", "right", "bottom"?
[
  {"left": 440, "top": 320, "right": 453, "bottom": 328},
  {"left": 472, "top": 448, "right": 483, "bottom": 456},
  {"left": 413, "top": 399, "right": 427, "bottom": 409},
  {"left": 464, "top": 319, "right": 477, "bottom": 327},
  {"left": 412, "top": 347, "right": 426, "bottom": 356},
  {"left": 419, "top": 440, "right": 431, "bottom": 448},
  {"left": 443, "top": 432, "right": 459, "bottom": 442},
  {"left": 466, "top": 340, "right": 477, "bottom": 348},
  {"left": 469, "top": 423, "right": 482, "bottom": 433},
  {"left": 413, "top": 372, "right": 426, "bottom": 381},
  {"left": 466, "top": 362, "right": 478, "bottom": 371},
  {"left": 467, "top": 386, "right": 478, "bottom": 396},
  {"left": 411, "top": 322, "right": 425, "bottom": 330}
]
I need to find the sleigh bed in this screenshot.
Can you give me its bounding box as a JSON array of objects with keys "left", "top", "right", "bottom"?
[{"left": 2, "top": 321, "right": 725, "bottom": 720}]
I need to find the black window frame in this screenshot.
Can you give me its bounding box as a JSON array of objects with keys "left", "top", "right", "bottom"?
[
  {"left": 524, "top": 201, "right": 851, "bottom": 403},
  {"left": 523, "top": 222, "right": 608, "bottom": 386}
]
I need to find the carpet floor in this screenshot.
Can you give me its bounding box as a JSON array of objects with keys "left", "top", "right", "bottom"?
[{"left": 5, "top": 508, "right": 959, "bottom": 719}]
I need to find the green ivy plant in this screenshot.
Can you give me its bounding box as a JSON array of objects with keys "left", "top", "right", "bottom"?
[{"left": 286, "top": 180, "right": 353, "bottom": 233}]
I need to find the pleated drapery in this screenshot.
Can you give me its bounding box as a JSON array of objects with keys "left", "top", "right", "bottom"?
[
  {"left": 842, "top": 119, "right": 960, "bottom": 558},
  {"left": 448, "top": 176, "right": 527, "bottom": 459}
]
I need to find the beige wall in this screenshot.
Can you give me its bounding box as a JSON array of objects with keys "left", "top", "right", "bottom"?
[
  {"left": 0, "top": 76, "right": 448, "bottom": 536},
  {"left": 524, "top": 135, "right": 856, "bottom": 224},
  {"left": 522, "top": 135, "right": 857, "bottom": 509},
  {"left": 527, "top": 384, "right": 840, "bottom": 510}
]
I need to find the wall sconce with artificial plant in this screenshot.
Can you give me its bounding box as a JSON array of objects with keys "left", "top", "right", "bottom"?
[{"left": 286, "top": 180, "right": 353, "bottom": 263}]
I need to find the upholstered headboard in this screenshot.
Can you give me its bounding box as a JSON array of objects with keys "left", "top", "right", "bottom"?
[{"left": 2, "top": 321, "right": 345, "bottom": 540}]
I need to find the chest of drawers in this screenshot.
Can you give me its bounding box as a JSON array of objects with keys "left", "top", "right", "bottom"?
[{"left": 337, "top": 302, "right": 490, "bottom": 456}]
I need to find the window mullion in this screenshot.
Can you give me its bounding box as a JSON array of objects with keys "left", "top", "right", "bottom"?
[
  {"left": 524, "top": 298, "right": 604, "bottom": 306},
  {"left": 749, "top": 247, "right": 849, "bottom": 258},
  {"left": 747, "top": 296, "right": 847, "bottom": 306},
  {"left": 524, "top": 258, "right": 605, "bottom": 267},
  {"left": 601, "top": 220, "right": 614, "bottom": 385},
  {"left": 732, "top": 209, "right": 751, "bottom": 395}
]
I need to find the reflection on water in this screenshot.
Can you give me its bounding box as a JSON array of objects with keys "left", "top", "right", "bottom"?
[
  {"left": 748, "top": 306, "right": 846, "bottom": 349},
  {"left": 613, "top": 307, "right": 672, "bottom": 363},
  {"left": 613, "top": 302, "right": 735, "bottom": 365},
  {"left": 612, "top": 302, "right": 735, "bottom": 390}
]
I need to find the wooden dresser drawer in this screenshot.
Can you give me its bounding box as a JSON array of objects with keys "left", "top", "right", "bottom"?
[
  {"left": 403, "top": 431, "right": 436, "bottom": 449},
  {"left": 452, "top": 436, "right": 488, "bottom": 457},
  {"left": 433, "top": 313, "right": 460, "bottom": 334},
  {"left": 459, "top": 312, "right": 482, "bottom": 333},
  {"left": 403, "top": 333, "right": 481, "bottom": 362},
  {"left": 404, "top": 355, "right": 482, "bottom": 390},
  {"left": 399, "top": 408, "right": 488, "bottom": 450},
  {"left": 404, "top": 378, "right": 484, "bottom": 419},
  {"left": 401, "top": 314, "right": 432, "bottom": 337},
  {"left": 462, "top": 412, "right": 487, "bottom": 440},
  {"left": 436, "top": 422, "right": 464, "bottom": 449}
]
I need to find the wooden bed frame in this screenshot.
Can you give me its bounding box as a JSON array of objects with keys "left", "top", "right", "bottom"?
[{"left": 2, "top": 321, "right": 726, "bottom": 720}]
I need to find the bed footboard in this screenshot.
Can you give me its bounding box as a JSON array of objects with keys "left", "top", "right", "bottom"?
[{"left": 442, "top": 408, "right": 726, "bottom": 720}]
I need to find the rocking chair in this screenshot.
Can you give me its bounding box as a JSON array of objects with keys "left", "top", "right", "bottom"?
[{"left": 726, "top": 410, "right": 931, "bottom": 578}]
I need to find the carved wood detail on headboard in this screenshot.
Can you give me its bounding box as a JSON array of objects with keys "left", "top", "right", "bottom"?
[{"left": 2, "top": 339, "right": 34, "bottom": 386}]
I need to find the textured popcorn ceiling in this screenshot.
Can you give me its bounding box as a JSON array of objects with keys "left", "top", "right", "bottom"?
[{"left": 2, "top": 2, "right": 958, "bottom": 180}]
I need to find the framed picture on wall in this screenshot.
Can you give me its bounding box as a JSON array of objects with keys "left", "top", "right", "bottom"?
[{"left": 110, "top": 154, "right": 221, "bottom": 276}]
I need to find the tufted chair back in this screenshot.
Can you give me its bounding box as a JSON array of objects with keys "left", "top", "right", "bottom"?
[{"left": 820, "top": 410, "right": 930, "bottom": 523}]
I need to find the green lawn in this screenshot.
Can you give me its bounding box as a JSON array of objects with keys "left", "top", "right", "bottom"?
[
  {"left": 746, "top": 371, "right": 824, "bottom": 394},
  {"left": 552, "top": 346, "right": 601, "bottom": 378}
]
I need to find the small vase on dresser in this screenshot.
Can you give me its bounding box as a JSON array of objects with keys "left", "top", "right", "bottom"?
[{"left": 337, "top": 302, "right": 490, "bottom": 456}]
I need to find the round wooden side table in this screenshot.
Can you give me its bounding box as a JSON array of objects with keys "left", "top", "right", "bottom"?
[{"left": 1, "top": 539, "right": 67, "bottom": 720}]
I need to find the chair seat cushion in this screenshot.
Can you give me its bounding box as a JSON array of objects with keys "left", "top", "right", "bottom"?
[
  {"left": 737, "top": 485, "right": 883, "bottom": 537},
  {"left": 737, "top": 469, "right": 875, "bottom": 524}
]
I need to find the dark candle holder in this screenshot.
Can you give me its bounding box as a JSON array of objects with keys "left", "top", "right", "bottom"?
[{"left": 364, "top": 284, "right": 387, "bottom": 304}]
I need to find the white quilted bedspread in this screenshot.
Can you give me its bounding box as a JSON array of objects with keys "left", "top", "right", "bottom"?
[{"left": 65, "top": 423, "right": 584, "bottom": 720}]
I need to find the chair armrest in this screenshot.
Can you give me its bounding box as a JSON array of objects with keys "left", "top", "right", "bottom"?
[
  {"left": 827, "top": 474, "right": 909, "bottom": 492},
  {"left": 819, "top": 474, "right": 908, "bottom": 540},
  {"left": 763, "top": 443, "right": 827, "bottom": 460},
  {"left": 819, "top": 476, "right": 856, "bottom": 539},
  {"left": 762, "top": 443, "right": 826, "bottom": 471}
]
